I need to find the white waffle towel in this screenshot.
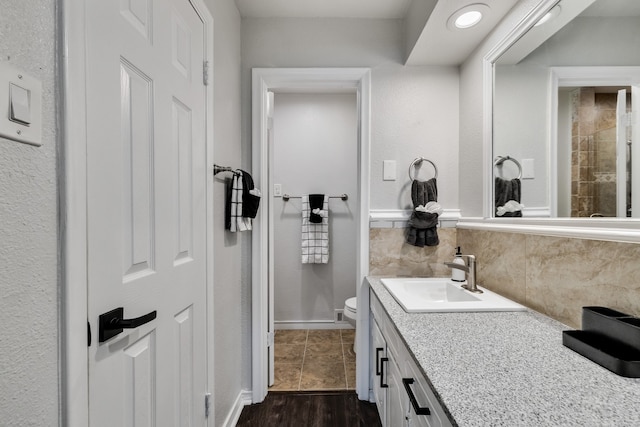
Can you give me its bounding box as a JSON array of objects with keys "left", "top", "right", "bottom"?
[{"left": 301, "top": 195, "right": 329, "bottom": 264}]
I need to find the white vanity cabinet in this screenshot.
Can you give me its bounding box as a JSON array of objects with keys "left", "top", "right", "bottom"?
[{"left": 370, "top": 290, "right": 453, "bottom": 427}]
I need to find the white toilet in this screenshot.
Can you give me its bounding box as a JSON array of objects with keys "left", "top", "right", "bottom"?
[{"left": 343, "top": 297, "right": 357, "bottom": 352}]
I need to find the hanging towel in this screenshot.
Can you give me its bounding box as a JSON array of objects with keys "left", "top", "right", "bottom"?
[
  {"left": 301, "top": 194, "right": 329, "bottom": 264},
  {"left": 308, "top": 194, "right": 325, "bottom": 223},
  {"left": 240, "top": 169, "right": 261, "bottom": 219},
  {"left": 225, "top": 170, "right": 253, "bottom": 232},
  {"left": 495, "top": 177, "right": 523, "bottom": 217},
  {"left": 406, "top": 178, "right": 440, "bottom": 247}
]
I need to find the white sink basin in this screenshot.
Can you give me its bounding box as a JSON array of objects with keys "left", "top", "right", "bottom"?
[{"left": 380, "top": 278, "right": 526, "bottom": 313}]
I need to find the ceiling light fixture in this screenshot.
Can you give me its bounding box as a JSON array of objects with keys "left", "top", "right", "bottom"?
[
  {"left": 534, "top": 5, "right": 561, "bottom": 27},
  {"left": 447, "top": 4, "right": 490, "bottom": 30}
]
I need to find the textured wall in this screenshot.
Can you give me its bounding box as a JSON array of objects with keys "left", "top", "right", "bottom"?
[
  {"left": 458, "top": 228, "right": 640, "bottom": 329},
  {"left": 0, "top": 0, "right": 59, "bottom": 425}
]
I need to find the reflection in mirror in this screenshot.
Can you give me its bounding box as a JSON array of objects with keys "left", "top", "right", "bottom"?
[{"left": 492, "top": 0, "right": 640, "bottom": 218}]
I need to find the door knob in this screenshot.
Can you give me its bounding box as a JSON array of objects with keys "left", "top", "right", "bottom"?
[{"left": 98, "top": 307, "right": 157, "bottom": 343}]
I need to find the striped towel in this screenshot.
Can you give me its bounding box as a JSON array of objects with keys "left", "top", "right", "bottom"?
[
  {"left": 229, "top": 171, "right": 252, "bottom": 232},
  {"left": 301, "top": 195, "right": 329, "bottom": 264}
]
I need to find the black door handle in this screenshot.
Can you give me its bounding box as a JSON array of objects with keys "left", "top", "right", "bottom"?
[
  {"left": 99, "top": 307, "right": 157, "bottom": 342},
  {"left": 402, "top": 378, "right": 431, "bottom": 415}
]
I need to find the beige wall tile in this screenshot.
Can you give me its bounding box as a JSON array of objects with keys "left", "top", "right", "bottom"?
[
  {"left": 526, "top": 235, "right": 640, "bottom": 328},
  {"left": 457, "top": 229, "right": 527, "bottom": 304},
  {"left": 369, "top": 228, "right": 457, "bottom": 277}
]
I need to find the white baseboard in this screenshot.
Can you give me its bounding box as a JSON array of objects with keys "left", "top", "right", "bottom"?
[
  {"left": 275, "top": 320, "right": 354, "bottom": 330},
  {"left": 222, "top": 390, "right": 252, "bottom": 427}
]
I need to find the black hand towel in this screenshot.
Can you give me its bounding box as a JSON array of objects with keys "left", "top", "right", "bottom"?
[
  {"left": 407, "top": 177, "right": 439, "bottom": 247},
  {"left": 239, "top": 169, "right": 260, "bottom": 219},
  {"left": 494, "top": 177, "right": 522, "bottom": 217},
  {"left": 309, "top": 194, "right": 325, "bottom": 223}
]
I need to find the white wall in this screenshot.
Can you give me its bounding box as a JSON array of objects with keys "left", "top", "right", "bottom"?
[
  {"left": 0, "top": 0, "right": 59, "bottom": 424},
  {"left": 272, "top": 93, "right": 358, "bottom": 324},
  {"left": 203, "top": 0, "right": 248, "bottom": 424},
  {"left": 241, "top": 18, "right": 460, "bottom": 212}
]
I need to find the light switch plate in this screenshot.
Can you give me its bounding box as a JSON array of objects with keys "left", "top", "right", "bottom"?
[
  {"left": 522, "top": 159, "right": 535, "bottom": 179},
  {"left": 273, "top": 184, "right": 282, "bottom": 197},
  {"left": 383, "top": 160, "right": 396, "bottom": 181},
  {"left": 0, "top": 62, "right": 42, "bottom": 146}
]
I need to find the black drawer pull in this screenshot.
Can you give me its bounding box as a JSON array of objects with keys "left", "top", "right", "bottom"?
[
  {"left": 375, "top": 347, "right": 384, "bottom": 375},
  {"left": 380, "top": 357, "right": 389, "bottom": 388},
  {"left": 402, "top": 378, "right": 431, "bottom": 415}
]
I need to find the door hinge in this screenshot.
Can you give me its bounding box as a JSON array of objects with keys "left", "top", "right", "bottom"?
[
  {"left": 205, "top": 392, "right": 211, "bottom": 418},
  {"left": 203, "top": 60, "right": 210, "bottom": 86},
  {"left": 267, "top": 331, "right": 274, "bottom": 347}
]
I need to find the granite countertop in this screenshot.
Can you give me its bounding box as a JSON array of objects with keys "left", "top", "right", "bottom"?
[{"left": 367, "top": 276, "right": 640, "bottom": 427}]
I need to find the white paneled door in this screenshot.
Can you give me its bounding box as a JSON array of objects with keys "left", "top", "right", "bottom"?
[{"left": 85, "top": 0, "right": 208, "bottom": 425}]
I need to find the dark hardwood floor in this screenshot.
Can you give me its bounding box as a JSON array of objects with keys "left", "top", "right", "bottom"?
[{"left": 236, "top": 391, "right": 382, "bottom": 427}]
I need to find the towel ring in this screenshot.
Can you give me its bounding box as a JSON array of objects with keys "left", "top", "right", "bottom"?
[
  {"left": 408, "top": 157, "right": 438, "bottom": 181},
  {"left": 494, "top": 156, "right": 522, "bottom": 180}
]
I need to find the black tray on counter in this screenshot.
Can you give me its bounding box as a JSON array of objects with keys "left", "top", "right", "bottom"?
[{"left": 563, "top": 306, "right": 640, "bottom": 378}]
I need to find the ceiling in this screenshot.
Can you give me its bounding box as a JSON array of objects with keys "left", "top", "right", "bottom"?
[
  {"left": 235, "top": 0, "right": 520, "bottom": 65},
  {"left": 235, "top": 0, "right": 413, "bottom": 19}
]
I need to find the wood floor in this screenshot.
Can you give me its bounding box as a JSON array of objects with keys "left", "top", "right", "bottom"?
[{"left": 236, "top": 391, "right": 382, "bottom": 427}]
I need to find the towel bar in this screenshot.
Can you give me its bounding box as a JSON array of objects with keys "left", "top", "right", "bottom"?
[
  {"left": 408, "top": 157, "right": 438, "bottom": 181},
  {"left": 494, "top": 156, "right": 522, "bottom": 180},
  {"left": 213, "top": 164, "right": 234, "bottom": 175},
  {"left": 282, "top": 194, "right": 348, "bottom": 202}
]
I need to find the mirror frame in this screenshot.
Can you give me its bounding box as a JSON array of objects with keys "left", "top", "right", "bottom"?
[{"left": 467, "top": 0, "right": 640, "bottom": 243}]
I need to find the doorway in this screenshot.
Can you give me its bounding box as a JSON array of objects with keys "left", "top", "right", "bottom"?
[
  {"left": 269, "top": 92, "right": 358, "bottom": 391},
  {"left": 251, "top": 68, "right": 372, "bottom": 403}
]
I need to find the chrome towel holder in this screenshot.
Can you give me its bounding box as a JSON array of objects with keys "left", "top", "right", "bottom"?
[
  {"left": 408, "top": 157, "right": 438, "bottom": 181},
  {"left": 282, "top": 194, "right": 348, "bottom": 202},
  {"left": 494, "top": 156, "right": 522, "bottom": 180}
]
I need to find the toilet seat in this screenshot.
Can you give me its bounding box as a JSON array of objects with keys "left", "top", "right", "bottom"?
[
  {"left": 344, "top": 297, "right": 357, "bottom": 321},
  {"left": 344, "top": 297, "right": 357, "bottom": 313}
]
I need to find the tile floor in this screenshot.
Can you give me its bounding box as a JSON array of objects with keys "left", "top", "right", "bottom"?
[{"left": 269, "top": 329, "right": 356, "bottom": 391}]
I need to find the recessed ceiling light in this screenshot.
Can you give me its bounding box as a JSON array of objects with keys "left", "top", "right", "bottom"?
[
  {"left": 534, "top": 5, "right": 561, "bottom": 27},
  {"left": 447, "top": 4, "right": 490, "bottom": 30},
  {"left": 456, "top": 11, "right": 483, "bottom": 28}
]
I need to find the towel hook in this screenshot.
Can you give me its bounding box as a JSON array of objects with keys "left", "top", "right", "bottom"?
[
  {"left": 408, "top": 157, "right": 438, "bottom": 181},
  {"left": 493, "top": 156, "right": 522, "bottom": 180}
]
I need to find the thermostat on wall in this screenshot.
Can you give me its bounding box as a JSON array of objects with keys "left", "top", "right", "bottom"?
[{"left": 0, "top": 62, "right": 42, "bottom": 146}]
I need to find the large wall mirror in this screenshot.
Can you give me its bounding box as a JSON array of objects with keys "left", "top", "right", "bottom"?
[{"left": 492, "top": 0, "right": 640, "bottom": 219}]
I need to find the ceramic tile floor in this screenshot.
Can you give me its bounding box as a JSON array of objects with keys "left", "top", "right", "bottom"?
[{"left": 269, "top": 329, "right": 356, "bottom": 391}]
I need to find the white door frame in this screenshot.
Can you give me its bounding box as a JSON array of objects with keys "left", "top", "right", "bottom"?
[
  {"left": 60, "top": 1, "right": 215, "bottom": 424},
  {"left": 251, "top": 68, "right": 371, "bottom": 403}
]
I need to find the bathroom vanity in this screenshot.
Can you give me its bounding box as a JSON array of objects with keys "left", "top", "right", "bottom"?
[{"left": 367, "top": 276, "right": 640, "bottom": 426}]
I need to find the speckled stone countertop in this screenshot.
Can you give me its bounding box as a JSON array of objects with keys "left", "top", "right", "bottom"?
[{"left": 367, "top": 276, "right": 640, "bottom": 427}]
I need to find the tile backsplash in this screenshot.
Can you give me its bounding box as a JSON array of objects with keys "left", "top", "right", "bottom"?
[
  {"left": 458, "top": 229, "right": 640, "bottom": 329},
  {"left": 369, "top": 227, "right": 640, "bottom": 329},
  {"left": 369, "top": 228, "right": 457, "bottom": 278}
]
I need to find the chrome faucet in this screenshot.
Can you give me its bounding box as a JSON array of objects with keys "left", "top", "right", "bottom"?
[{"left": 444, "top": 255, "right": 483, "bottom": 293}]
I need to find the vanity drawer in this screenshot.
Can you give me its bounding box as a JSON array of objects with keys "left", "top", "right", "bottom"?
[{"left": 403, "top": 357, "right": 452, "bottom": 427}]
